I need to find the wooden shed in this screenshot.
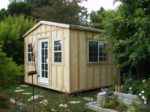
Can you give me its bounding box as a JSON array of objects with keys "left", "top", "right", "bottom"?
[{"left": 23, "top": 21, "right": 119, "bottom": 93}]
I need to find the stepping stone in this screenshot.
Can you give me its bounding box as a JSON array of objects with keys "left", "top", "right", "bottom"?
[
  {"left": 39, "top": 99, "right": 48, "bottom": 105},
  {"left": 20, "top": 85, "right": 28, "bottom": 87},
  {"left": 27, "top": 95, "right": 43, "bottom": 101},
  {"left": 69, "top": 101, "right": 81, "bottom": 104},
  {"left": 10, "top": 98, "right": 16, "bottom": 104},
  {"left": 10, "top": 98, "right": 24, "bottom": 106},
  {"left": 17, "top": 102, "right": 24, "bottom": 106},
  {"left": 14, "top": 89, "right": 24, "bottom": 93},
  {"left": 16, "top": 86, "right": 20, "bottom": 89},
  {"left": 59, "top": 104, "right": 68, "bottom": 108},
  {"left": 83, "top": 97, "right": 93, "bottom": 102},
  {"left": 22, "top": 92, "right": 32, "bottom": 95}
]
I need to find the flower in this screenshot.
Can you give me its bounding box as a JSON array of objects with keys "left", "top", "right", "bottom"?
[
  {"left": 51, "top": 109, "right": 56, "bottom": 112},
  {"left": 59, "top": 104, "right": 68, "bottom": 108},
  {"left": 139, "top": 93, "right": 142, "bottom": 96},
  {"left": 143, "top": 79, "right": 146, "bottom": 83},
  {"left": 141, "top": 90, "right": 145, "bottom": 94},
  {"left": 129, "top": 87, "right": 132, "bottom": 90},
  {"left": 142, "top": 96, "right": 145, "bottom": 100},
  {"left": 144, "top": 100, "right": 147, "bottom": 104},
  {"left": 144, "top": 98, "right": 147, "bottom": 104}
]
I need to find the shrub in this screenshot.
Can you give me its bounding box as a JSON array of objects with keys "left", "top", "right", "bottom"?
[
  {"left": 0, "top": 50, "right": 22, "bottom": 87},
  {"left": 0, "top": 92, "right": 9, "bottom": 108},
  {"left": 122, "top": 78, "right": 150, "bottom": 104}
]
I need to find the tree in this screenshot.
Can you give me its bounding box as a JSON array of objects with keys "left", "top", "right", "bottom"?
[
  {"left": 90, "top": 7, "right": 105, "bottom": 28},
  {"left": 0, "top": 15, "right": 35, "bottom": 64},
  {"left": 28, "top": 0, "right": 88, "bottom": 25},
  {"left": 26, "top": 0, "right": 53, "bottom": 8},
  {"left": 103, "top": 0, "right": 150, "bottom": 79},
  {"left": 0, "top": 9, "right": 8, "bottom": 21},
  {"left": 8, "top": 2, "right": 32, "bottom": 16},
  {"left": 90, "top": 7, "right": 116, "bottom": 29},
  {"left": 0, "top": 47, "right": 22, "bottom": 86}
]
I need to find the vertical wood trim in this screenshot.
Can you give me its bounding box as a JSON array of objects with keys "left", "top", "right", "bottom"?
[
  {"left": 62, "top": 29, "right": 64, "bottom": 89},
  {"left": 92, "top": 32, "right": 94, "bottom": 88},
  {"left": 85, "top": 32, "right": 88, "bottom": 89},
  {"left": 99, "top": 65, "right": 102, "bottom": 86},
  {"left": 92, "top": 66, "right": 95, "bottom": 88},
  {"left": 50, "top": 26, "right": 52, "bottom": 86},
  {"left": 69, "top": 29, "right": 71, "bottom": 92},
  {"left": 24, "top": 37, "right": 26, "bottom": 82},
  {"left": 77, "top": 31, "right": 80, "bottom": 90},
  {"left": 27, "top": 36, "right": 29, "bottom": 82},
  {"left": 56, "top": 30, "right": 58, "bottom": 89}
]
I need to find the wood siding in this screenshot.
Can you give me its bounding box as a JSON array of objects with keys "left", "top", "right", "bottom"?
[
  {"left": 69, "top": 30, "right": 118, "bottom": 93},
  {"left": 24, "top": 23, "right": 119, "bottom": 93},
  {"left": 24, "top": 24, "right": 70, "bottom": 93}
]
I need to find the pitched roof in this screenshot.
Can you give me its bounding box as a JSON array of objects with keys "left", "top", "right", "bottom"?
[{"left": 23, "top": 21, "right": 103, "bottom": 37}]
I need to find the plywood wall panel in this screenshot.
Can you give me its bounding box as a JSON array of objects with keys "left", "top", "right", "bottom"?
[
  {"left": 70, "top": 30, "right": 78, "bottom": 91},
  {"left": 79, "top": 31, "right": 86, "bottom": 89}
]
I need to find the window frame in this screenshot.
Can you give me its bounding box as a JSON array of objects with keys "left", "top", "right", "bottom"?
[
  {"left": 53, "top": 40, "right": 62, "bottom": 63},
  {"left": 88, "top": 40, "right": 107, "bottom": 63},
  {"left": 28, "top": 43, "right": 34, "bottom": 62}
]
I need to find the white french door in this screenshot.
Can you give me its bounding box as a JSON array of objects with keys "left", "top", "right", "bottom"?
[{"left": 38, "top": 39, "right": 49, "bottom": 84}]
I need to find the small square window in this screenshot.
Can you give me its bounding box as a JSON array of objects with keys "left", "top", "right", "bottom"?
[
  {"left": 54, "top": 40, "right": 62, "bottom": 63},
  {"left": 28, "top": 44, "right": 33, "bottom": 62},
  {"left": 89, "top": 41, "right": 107, "bottom": 63}
]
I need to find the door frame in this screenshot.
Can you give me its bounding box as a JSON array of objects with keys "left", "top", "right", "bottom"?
[{"left": 38, "top": 38, "right": 49, "bottom": 84}]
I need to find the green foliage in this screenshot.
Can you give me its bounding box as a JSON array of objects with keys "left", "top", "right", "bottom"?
[
  {"left": 0, "top": 93, "right": 9, "bottom": 109},
  {"left": 116, "top": 102, "right": 126, "bottom": 112},
  {"left": 0, "top": 15, "right": 35, "bottom": 64},
  {"left": 90, "top": 7, "right": 116, "bottom": 29},
  {"left": 128, "top": 103, "right": 141, "bottom": 112},
  {"left": 0, "top": 9, "right": 8, "bottom": 21},
  {"left": 30, "top": 0, "right": 88, "bottom": 25},
  {"left": 0, "top": 49, "right": 22, "bottom": 87},
  {"left": 100, "top": 95, "right": 120, "bottom": 109},
  {"left": 102, "top": 0, "right": 150, "bottom": 78},
  {"left": 26, "top": 0, "right": 53, "bottom": 8},
  {"left": 8, "top": 2, "right": 32, "bottom": 16},
  {"left": 122, "top": 78, "right": 150, "bottom": 103},
  {"left": 100, "top": 100, "right": 111, "bottom": 108}
]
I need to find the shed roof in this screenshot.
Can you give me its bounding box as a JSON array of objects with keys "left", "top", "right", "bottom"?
[{"left": 23, "top": 21, "right": 103, "bottom": 37}]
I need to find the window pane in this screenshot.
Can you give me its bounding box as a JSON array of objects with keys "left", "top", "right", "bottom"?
[
  {"left": 99, "top": 42, "right": 107, "bottom": 62},
  {"left": 89, "top": 41, "right": 98, "bottom": 62},
  {"left": 54, "top": 40, "right": 62, "bottom": 63},
  {"left": 28, "top": 44, "right": 33, "bottom": 62},
  {"left": 45, "top": 71, "right": 48, "bottom": 78},
  {"left": 54, "top": 52, "right": 62, "bottom": 62}
]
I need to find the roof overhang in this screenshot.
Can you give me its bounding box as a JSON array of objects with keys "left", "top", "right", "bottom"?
[{"left": 23, "top": 21, "right": 104, "bottom": 37}]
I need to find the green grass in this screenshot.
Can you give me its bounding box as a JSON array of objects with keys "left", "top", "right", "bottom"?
[{"left": 1, "top": 83, "right": 97, "bottom": 112}]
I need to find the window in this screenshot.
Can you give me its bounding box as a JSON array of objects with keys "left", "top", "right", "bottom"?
[
  {"left": 28, "top": 44, "right": 33, "bottom": 62},
  {"left": 54, "top": 40, "right": 62, "bottom": 63},
  {"left": 89, "top": 41, "right": 107, "bottom": 63}
]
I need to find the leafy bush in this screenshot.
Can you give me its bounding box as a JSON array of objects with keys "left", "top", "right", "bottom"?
[
  {"left": 122, "top": 78, "right": 150, "bottom": 104},
  {"left": 100, "top": 100, "right": 111, "bottom": 108},
  {"left": 0, "top": 92, "right": 9, "bottom": 108},
  {"left": 0, "top": 15, "right": 35, "bottom": 64},
  {"left": 0, "top": 50, "right": 22, "bottom": 87}
]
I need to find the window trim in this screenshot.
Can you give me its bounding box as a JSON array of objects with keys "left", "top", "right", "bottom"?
[
  {"left": 53, "top": 40, "right": 62, "bottom": 63},
  {"left": 88, "top": 40, "right": 107, "bottom": 63},
  {"left": 28, "top": 43, "right": 34, "bottom": 62}
]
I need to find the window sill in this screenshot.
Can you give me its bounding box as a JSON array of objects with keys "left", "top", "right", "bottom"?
[
  {"left": 87, "top": 61, "right": 109, "bottom": 65},
  {"left": 27, "top": 61, "right": 34, "bottom": 65},
  {"left": 52, "top": 62, "right": 64, "bottom": 66}
]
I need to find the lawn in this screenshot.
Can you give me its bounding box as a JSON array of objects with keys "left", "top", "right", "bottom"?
[{"left": 1, "top": 83, "right": 97, "bottom": 112}]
